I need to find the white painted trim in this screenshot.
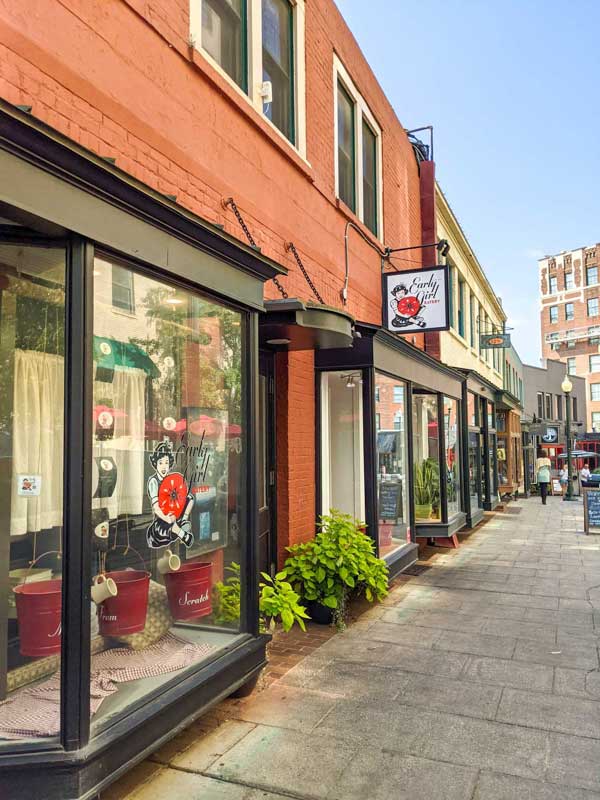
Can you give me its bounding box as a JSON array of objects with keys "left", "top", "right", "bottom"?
[
  {"left": 320, "top": 372, "right": 331, "bottom": 515},
  {"left": 333, "top": 53, "right": 384, "bottom": 242}
]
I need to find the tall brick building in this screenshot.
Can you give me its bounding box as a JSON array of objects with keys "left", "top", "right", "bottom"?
[{"left": 539, "top": 245, "right": 600, "bottom": 430}]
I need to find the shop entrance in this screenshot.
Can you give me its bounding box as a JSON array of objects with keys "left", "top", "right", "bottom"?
[{"left": 258, "top": 352, "right": 276, "bottom": 576}]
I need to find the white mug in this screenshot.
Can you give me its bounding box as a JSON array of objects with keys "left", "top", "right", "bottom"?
[
  {"left": 91, "top": 574, "right": 118, "bottom": 605},
  {"left": 157, "top": 549, "right": 181, "bottom": 575}
]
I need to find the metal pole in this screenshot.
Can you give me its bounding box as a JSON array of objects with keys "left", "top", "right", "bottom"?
[{"left": 564, "top": 390, "right": 574, "bottom": 501}]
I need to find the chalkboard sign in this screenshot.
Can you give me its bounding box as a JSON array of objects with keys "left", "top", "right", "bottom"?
[
  {"left": 379, "top": 480, "right": 401, "bottom": 521},
  {"left": 583, "top": 488, "right": 600, "bottom": 534}
]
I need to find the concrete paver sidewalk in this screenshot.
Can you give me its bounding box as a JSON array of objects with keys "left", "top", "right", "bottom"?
[{"left": 105, "top": 496, "right": 600, "bottom": 799}]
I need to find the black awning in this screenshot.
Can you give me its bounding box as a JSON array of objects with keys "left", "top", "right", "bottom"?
[{"left": 259, "top": 299, "right": 354, "bottom": 351}]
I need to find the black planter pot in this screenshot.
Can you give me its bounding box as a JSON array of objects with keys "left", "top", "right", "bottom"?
[{"left": 306, "top": 600, "right": 334, "bottom": 625}]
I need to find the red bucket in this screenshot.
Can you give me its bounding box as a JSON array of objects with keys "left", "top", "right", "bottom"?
[
  {"left": 14, "top": 579, "right": 62, "bottom": 657},
  {"left": 98, "top": 570, "right": 150, "bottom": 636},
  {"left": 164, "top": 561, "right": 212, "bottom": 621}
]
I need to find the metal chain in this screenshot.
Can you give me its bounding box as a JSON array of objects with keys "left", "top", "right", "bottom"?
[
  {"left": 285, "top": 242, "right": 324, "bottom": 305},
  {"left": 222, "top": 197, "right": 288, "bottom": 299}
]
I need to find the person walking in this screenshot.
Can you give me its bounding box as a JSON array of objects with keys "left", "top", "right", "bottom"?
[{"left": 535, "top": 447, "right": 552, "bottom": 505}]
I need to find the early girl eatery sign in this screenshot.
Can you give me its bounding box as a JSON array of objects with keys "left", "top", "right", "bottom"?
[{"left": 383, "top": 266, "right": 450, "bottom": 334}]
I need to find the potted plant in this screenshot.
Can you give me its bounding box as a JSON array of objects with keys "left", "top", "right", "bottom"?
[
  {"left": 414, "top": 458, "right": 440, "bottom": 519},
  {"left": 213, "top": 562, "right": 309, "bottom": 632},
  {"left": 283, "top": 511, "right": 389, "bottom": 629}
]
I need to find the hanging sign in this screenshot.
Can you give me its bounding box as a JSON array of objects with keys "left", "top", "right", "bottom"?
[
  {"left": 480, "top": 333, "right": 511, "bottom": 349},
  {"left": 383, "top": 265, "right": 449, "bottom": 334},
  {"left": 541, "top": 425, "right": 559, "bottom": 444}
]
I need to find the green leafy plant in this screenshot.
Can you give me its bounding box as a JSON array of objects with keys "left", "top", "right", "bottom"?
[
  {"left": 259, "top": 572, "right": 310, "bottom": 632},
  {"left": 213, "top": 562, "right": 309, "bottom": 633},
  {"left": 414, "top": 458, "right": 440, "bottom": 506},
  {"left": 282, "top": 510, "right": 389, "bottom": 629},
  {"left": 213, "top": 562, "right": 241, "bottom": 626}
]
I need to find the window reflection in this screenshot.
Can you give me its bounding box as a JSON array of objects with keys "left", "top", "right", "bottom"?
[
  {"left": 90, "top": 257, "right": 246, "bottom": 734},
  {"left": 375, "top": 374, "right": 409, "bottom": 556},
  {"left": 412, "top": 394, "right": 441, "bottom": 522}
]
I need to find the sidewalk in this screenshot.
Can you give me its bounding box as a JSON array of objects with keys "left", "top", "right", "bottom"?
[{"left": 105, "top": 496, "right": 600, "bottom": 800}]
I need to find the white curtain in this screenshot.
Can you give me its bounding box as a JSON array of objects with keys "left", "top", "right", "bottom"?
[
  {"left": 92, "top": 365, "right": 146, "bottom": 518},
  {"left": 10, "top": 350, "right": 64, "bottom": 536}
]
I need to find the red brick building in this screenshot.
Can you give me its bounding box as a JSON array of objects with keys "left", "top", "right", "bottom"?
[
  {"left": 539, "top": 245, "right": 600, "bottom": 430},
  {"left": 0, "top": 2, "right": 467, "bottom": 796}
]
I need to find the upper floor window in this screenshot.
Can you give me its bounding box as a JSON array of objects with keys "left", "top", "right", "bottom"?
[
  {"left": 190, "top": 0, "right": 305, "bottom": 150},
  {"left": 556, "top": 394, "right": 563, "bottom": 420},
  {"left": 565, "top": 302, "right": 574, "bottom": 321},
  {"left": 334, "top": 57, "right": 382, "bottom": 238},
  {"left": 393, "top": 385, "right": 403, "bottom": 404},
  {"left": 537, "top": 391, "right": 544, "bottom": 419},
  {"left": 549, "top": 275, "right": 558, "bottom": 293},
  {"left": 200, "top": 0, "right": 247, "bottom": 90},
  {"left": 591, "top": 384, "right": 600, "bottom": 402},
  {"left": 590, "top": 354, "right": 600, "bottom": 373},
  {"left": 545, "top": 393, "right": 553, "bottom": 420},
  {"left": 588, "top": 266, "right": 598, "bottom": 286},
  {"left": 457, "top": 278, "right": 466, "bottom": 338},
  {"left": 565, "top": 271, "right": 574, "bottom": 290},
  {"left": 262, "top": 0, "right": 294, "bottom": 142},
  {"left": 375, "top": 385, "right": 380, "bottom": 402},
  {"left": 469, "top": 291, "right": 476, "bottom": 347},
  {"left": 588, "top": 298, "right": 599, "bottom": 317},
  {"left": 112, "top": 263, "right": 135, "bottom": 313},
  {"left": 567, "top": 356, "right": 576, "bottom": 374},
  {"left": 549, "top": 305, "right": 558, "bottom": 324},
  {"left": 572, "top": 396, "right": 578, "bottom": 421},
  {"left": 593, "top": 412, "right": 600, "bottom": 432}
]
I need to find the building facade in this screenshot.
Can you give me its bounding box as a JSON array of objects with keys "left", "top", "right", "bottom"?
[
  {"left": 539, "top": 244, "right": 600, "bottom": 431},
  {"left": 435, "top": 184, "right": 507, "bottom": 524},
  {"left": 522, "top": 359, "right": 587, "bottom": 482},
  {"left": 0, "top": 1, "right": 480, "bottom": 796}
]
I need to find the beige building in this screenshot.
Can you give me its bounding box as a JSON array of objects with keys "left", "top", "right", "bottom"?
[{"left": 436, "top": 184, "right": 507, "bottom": 382}]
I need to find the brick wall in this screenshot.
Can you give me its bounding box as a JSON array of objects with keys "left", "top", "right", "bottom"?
[{"left": 0, "top": 0, "right": 424, "bottom": 552}]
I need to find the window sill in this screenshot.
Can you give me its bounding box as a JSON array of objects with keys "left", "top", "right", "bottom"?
[{"left": 189, "top": 48, "right": 314, "bottom": 183}]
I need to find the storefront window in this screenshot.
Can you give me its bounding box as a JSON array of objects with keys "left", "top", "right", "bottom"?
[
  {"left": 468, "top": 431, "right": 481, "bottom": 510},
  {"left": 89, "top": 256, "right": 246, "bottom": 734},
  {"left": 412, "top": 393, "right": 441, "bottom": 522},
  {"left": 374, "top": 374, "right": 409, "bottom": 557},
  {"left": 320, "top": 371, "right": 365, "bottom": 521},
  {"left": 444, "top": 396, "right": 461, "bottom": 518},
  {"left": 0, "top": 242, "right": 66, "bottom": 742},
  {"left": 467, "top": 392, "right": 477, "bottom": 426},
  {"left": 497, "top": 436, "right": 508, "bottom": 487}
]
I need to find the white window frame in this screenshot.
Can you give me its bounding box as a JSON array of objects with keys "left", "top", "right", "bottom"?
[
  {"left": 333, "top": 54, "right": 384, "bottom": 241},
  {"left": 592, "top": 411, "right": 600, "bottom": 432},
  {"left": 567, "top": 357, "right": 576, "bottom": 375},
  {"left": 189, "top": 0, "right": 307, "bottom": 157}
]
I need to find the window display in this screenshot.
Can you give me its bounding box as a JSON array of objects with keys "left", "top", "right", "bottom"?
[
  {"left": 88, "top": 257, "right": 246, "bottom": 734},
  {"left": 444, "top": 396, "right": 461, "bottom": 518},
  {"left": 374, "top": 374, "right": 409, "bottom": 557},
  {"left": 468, "top": 431, "right": 482, "bottom": 510},
  {"left": 412, "top": 393, "right": 441, "bottom": 522},
  {"left": 320, "top": 371, "right": 365, "bottom": 522},
  {"left": 0, "top": 242, "right": 66, "bottom": 742}
]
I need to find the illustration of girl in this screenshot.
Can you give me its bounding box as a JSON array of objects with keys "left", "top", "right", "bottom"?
[
  {"left": 146, "top": 441, "right": 194, "bottom": 549},
  {"left": 389, "top": 284, "right": 427, "bottom": 328}
]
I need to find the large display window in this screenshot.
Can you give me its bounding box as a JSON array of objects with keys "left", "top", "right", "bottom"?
[
  {"left": 0, "top": 242, "right": 66, "bottom": 742},
  {"left": 88, "top": 256, "right": 247, "bottom": 734},
  {"left": 444, "top": 396, "right": 461, "bottom": 518},
  {"left": 374, "top": 374, "right": 409, "bottom": 557},
  {"left": 320, "top": 371, "right": 365, "bottom": 522},
  {"left": 412, "top": 393, "right": 441, "bottom": 522}
]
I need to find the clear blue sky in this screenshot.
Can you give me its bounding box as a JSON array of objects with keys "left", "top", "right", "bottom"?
[{"left": 336, "top": 0, "right": 600, "bottom": 364}]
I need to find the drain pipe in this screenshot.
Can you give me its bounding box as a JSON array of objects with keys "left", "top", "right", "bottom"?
[{"left": 342, "top": 220, "right": 386, "bottom": 306}]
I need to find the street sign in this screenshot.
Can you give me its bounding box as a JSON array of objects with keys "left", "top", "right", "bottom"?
[
  {"left": 383, "top": 265, "right": 449, "bottom": 334},
  {"left": 480, "top": 333, "right": 511, "bottom": 349}
]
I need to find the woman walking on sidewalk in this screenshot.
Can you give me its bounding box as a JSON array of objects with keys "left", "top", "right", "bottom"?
[{"left": 536, "top": 447, "right": 552, "bottom": 505}]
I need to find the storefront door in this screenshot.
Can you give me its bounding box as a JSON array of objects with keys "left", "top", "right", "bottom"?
[{"left": 258, "top": 352, "right": 276, "bottom": 576}]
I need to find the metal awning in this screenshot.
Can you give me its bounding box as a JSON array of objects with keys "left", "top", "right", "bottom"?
[{"left": 259, "top": 299, "right": 355, "bottom": 351}]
